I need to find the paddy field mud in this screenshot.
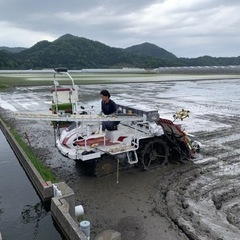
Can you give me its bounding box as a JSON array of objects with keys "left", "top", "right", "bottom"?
[{"left": 1, "top": 77, "right": 240, "bottom": 239}]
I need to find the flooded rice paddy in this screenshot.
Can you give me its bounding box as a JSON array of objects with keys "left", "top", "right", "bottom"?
[{"left": 1, "top": 75, "right": 240, "bottom": 239}]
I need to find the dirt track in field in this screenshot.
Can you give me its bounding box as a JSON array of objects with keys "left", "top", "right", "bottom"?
[{"left": 1, "top": 78, "right": 240, "bottom": 240}]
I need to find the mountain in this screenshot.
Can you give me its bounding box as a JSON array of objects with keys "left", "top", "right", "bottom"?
[
  {"left": 125, "top": 42, "right": 177, "bottom": 60},
  {"left": 0, "top": 46, "right": 26, "bottom": 53},
  {"left": 0, "top": 34, "right": 240, "bottom": 70},
  {"left": 9, "top": 34, "right": 173, "bottom": 69}
]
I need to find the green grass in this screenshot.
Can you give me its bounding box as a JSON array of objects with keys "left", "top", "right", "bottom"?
[
  {"left": 9, "top": 127, "right": 57, "bottom": 183},
  {"left": 1, "top": 71, "right": 239, "bottom": 90},
  {"left": 0, "top": 74, "right": 53, "bottom": 89},
  {"left": 0, "top": 71, "right": 158, "bottom": 89}
]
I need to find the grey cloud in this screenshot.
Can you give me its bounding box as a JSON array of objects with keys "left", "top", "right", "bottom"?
[{"left": 0, "top": 0, "right": 240, "bottom": 57}]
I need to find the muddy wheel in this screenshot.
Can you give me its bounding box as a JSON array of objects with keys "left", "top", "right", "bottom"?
[
  {"left": 139, "top": 138, "right": 169, "bottom": 170},
  {"left": 94, "top": 154, "right": 117, "bottom": 177}
]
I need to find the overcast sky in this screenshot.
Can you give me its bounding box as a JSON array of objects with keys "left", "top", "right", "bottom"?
[{"left": 0, "top": 0, "right": 240, "bottom": 58}]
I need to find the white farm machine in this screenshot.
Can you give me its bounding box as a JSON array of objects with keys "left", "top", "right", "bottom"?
[{"left": 16, "top": 68, "right": 200, "bottom": 177}]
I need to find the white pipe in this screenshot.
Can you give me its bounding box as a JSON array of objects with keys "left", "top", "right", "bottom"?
[{"left": 75, "top": 205, "right": 84, "bottom": 217}]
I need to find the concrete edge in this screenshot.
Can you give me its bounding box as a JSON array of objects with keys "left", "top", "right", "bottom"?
[
  {"left": 0, "top": 118, "right": 53, "bottom": 201},
  {"left": 0, "top": 117, "right": 86, "bottom": 240},
  {"left": 51, "top": 196, "right": 86, "bottom": 240}
]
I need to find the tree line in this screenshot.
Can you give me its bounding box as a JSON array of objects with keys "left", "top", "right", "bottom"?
[{"left": 0, "top": 34, "right": 240, "bottom": 70}]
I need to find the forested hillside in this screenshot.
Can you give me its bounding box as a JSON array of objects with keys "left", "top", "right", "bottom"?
[{"left": 0, "top": 34, "right": 240, "bottom": 70}]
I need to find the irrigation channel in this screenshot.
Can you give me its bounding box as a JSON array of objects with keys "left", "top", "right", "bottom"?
[{"left": 0, "top": 130, "right": 64, "bottom": 240}]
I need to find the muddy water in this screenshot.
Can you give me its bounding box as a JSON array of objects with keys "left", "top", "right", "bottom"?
[{"left": 0, "top": 130, "right": 64, "bottom": 240}]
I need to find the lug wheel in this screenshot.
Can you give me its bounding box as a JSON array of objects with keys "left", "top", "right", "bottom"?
[{"left": 139, "top": 138, "right": 168, "bottom": 170}]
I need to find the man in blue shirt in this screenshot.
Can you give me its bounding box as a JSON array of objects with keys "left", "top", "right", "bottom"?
[{"left": 100, "top": 89, "right": 119, "bottom": 131}]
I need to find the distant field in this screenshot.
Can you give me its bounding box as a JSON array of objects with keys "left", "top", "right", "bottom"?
[
  {"left": 0, "top": 70, "right": 239, "bottom": 90},
  {"left": 0, "top": 71, "right": 155, "bottom": 89}
]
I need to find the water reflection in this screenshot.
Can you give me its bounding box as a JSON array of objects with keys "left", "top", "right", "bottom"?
[
  {"left": 21, "top": 202, "right": 48, "bottom": 239},
  {"left": 0, "top": 130, "right": 63, "bottom": 240}
]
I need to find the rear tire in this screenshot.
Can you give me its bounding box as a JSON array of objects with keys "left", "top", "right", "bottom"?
[{"left": 139, "top": 138, "right": 169, "bottom": 170}]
